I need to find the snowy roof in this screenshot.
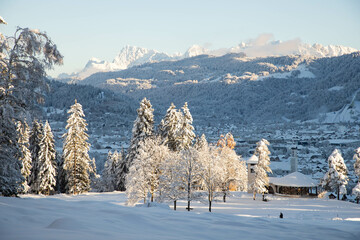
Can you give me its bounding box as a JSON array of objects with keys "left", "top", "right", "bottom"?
[
  {"left": 269, "top": 172, "right": 318, "bottom": 187},
  {"left": 246, "top": 155, "right": 258, "bottom": 164}
]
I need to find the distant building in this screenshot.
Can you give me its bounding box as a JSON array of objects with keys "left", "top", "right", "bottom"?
[
  {"left": 268, "top": 172, "right": 318, "bottom": 196},
  {"left": 247, "top": 146, "right": 319, "bottom": 197},
  {"left": 246, "top": 155, "right": 258, "bottom": 193}
]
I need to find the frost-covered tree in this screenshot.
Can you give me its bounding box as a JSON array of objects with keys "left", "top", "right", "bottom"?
[
  {"left": 322, "top": 149, "right": 348, "bottom": 200},
  {"left": 62, "top": 100, "right": 92, "bottom": 194},
  {"left": 177, "top": 102, "right": 195, "bottom": 151},
  {"left": 252, "top": 139, "right": 272, "bottom": 200},
  {"left": 198, "top": 144, "right": 222, "bottom": 212},
  {"left": 36, "top": 121, "right": 57, "bottom": 195},
  {"left": 126, "top": 137, "right": 170, "bottom": 205},
  {"left": 158, "top": 103, "right": 182, "bottom": 151},
  {"left": 123, "top": 98, "right": 154, "bottom": 190},
  {"left": 179, "top": 147, "right": 201, "bottom": 211},
  {"left": 159, "top": 152, "right": 183, "bottom": 210},
  {"left": 16, "top": 121, "right": 32, "bottom": 193},
  {"left": 29, "top": 120, "right": 43, "bottom": 193},
  {"left": 216, "top": 133, "right": 247, "bottom": 202}
]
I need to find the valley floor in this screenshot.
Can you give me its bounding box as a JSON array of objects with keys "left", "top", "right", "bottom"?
[{"left": 0, "top": 192, "right": 359, "bottom": 240}]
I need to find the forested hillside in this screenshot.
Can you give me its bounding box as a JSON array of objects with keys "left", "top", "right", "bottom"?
[{"left": 73, "top": 52, "right": 360, "bottom": 124}]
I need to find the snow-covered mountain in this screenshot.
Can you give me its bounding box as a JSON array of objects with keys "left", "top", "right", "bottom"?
[
  {"left": 57, "top": 46, "right": 178, "bottom": 81},
  {"left": 57, "top": 41, "right": 358, "bottom": 81}
]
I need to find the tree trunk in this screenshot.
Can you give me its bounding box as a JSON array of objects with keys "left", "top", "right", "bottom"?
[
  {"left": 209, "top": 200, "right": 212, "bottom": 212},
  {"left": 262, "top": 193, "right": 265, "bottom": 201},
  {"left": 174, "top": 200, "right": 176, "bottom": 211},
  {"left": 187, "top": 181, "right": 191, "bottom": 211},
  {"left": 223, "top": 193, "right": 226, "bottom": 202},
  {"left": 151, "top": 193, "right": 154, "bottom": 202},
  {"left": 357, "top": 198, "right": 359, "bottom": 204},
  {"left": 337, "top": 186, "right": 340, "bottom": 200},
  {"left": 253, "top": 192, "right": 256, "bottom": 200}
]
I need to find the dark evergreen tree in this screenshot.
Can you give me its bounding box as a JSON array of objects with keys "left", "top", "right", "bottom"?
[{"left": 29, "top": 120, "right": 43, "bottom": 193}]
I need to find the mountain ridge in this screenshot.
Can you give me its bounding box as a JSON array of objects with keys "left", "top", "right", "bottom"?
[{"left": 57, "top": 42, "right": 358, "bottom": 81}]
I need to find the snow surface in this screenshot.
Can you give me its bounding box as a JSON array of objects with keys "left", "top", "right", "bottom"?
[{"left": 1, "top": 192, "right": 359, "bottom": 240}]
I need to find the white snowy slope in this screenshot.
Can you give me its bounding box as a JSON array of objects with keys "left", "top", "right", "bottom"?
[
  {"left": 57, "top": 42, "right": 358, "bottom": 81},
  {"left": 1, "top": 192, "right": 359, "bottom": 240}
]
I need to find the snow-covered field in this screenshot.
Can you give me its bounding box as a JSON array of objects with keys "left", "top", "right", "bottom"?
[{"left": 1, "top": 192, "right": 359, "bottom": 240}]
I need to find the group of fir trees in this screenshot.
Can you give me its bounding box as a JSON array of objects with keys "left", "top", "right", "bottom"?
[
  {"left": 0, "top": 23, "right": 63, "bottom": 196},
  {"left": 0, "top": 96, "right": 95, "bottom": 196},
  {"left": 124, "top": 98, "right": 248, "bottom": 212},
  {"left": 321, "top": 147, "right": 360, "bottom": 202}
]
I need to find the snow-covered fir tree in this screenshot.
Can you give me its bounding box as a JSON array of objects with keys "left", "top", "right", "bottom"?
[
  {"left": 194, "top": 134, "right": 207, "bottom": 151},
  {"left": 217, "top": 133, "right": 247, "bottom": 202},
  {"left": 0, "top": 95, "right": 23, "bottom": 196},
  {"left": 159, "top": 152, "right": 184, "bottom": 210},
  {"left": 123, "top": 98, "right": 154, "bottom": 190},
  {"left": 177, "top": 102, "right": 195, "bottom": 151},
  {"left": 353, "top": 148, "right": 360, "bottom": 204},
  {"left": 158, "top": 103, "right": 182, "bottom": 151},
  {"left": 322, "top": 149, "right": 348, "bottom": 200},
  {"left": 126, "top": 137, "right": 170, "bottom": 205},
  {"left": 354, "top": 147, "right": 360, "bottom": 178},
  {"left": 252, "top": 139, "right": 272, "bottom": 200},
  {"left": 352, "top": 182, "right": 360, "bottom": 204},
  {"left": 62, "top": 100, "right": 92, "bottom": 194},
  {"left": 29, "top": 120, "right": 43, "bottom": 193},
  {"left": 36, "top": 121, "right": 57, "bottom": 195},
  {"left": 16, "top": 121, "right": 32, "bottom": 193}
]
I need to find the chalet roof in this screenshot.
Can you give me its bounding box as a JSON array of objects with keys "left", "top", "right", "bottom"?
[{"left": 269, "top": 172, "right": 318, "bottom": 187}]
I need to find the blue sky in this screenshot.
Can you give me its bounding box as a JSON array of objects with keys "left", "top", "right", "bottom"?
[{"left": 1, "top": 0, "right": 360, "bottom": 77}]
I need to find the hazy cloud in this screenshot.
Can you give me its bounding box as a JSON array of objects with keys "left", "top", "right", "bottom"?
[{"left": 206, "top": 34, "right": 302, "bottom": 57}]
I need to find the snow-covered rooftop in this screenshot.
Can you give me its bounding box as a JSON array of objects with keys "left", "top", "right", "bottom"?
[
  {"left": 269, "top": 172, "right": 318, "bottom": 187},
  {"left": 246, "top": 155, "right": 258, "bottom": 164}
]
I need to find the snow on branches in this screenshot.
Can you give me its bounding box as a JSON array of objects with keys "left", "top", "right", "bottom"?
[
  {"left": 62, "top": 100, "right": 92, "bottom": 194},
  {"left": 322, "top": 149, "right": 348, "bottom": 200},
  {"left": 252, "top": 139, "right": 272, "bottom": 200}
]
